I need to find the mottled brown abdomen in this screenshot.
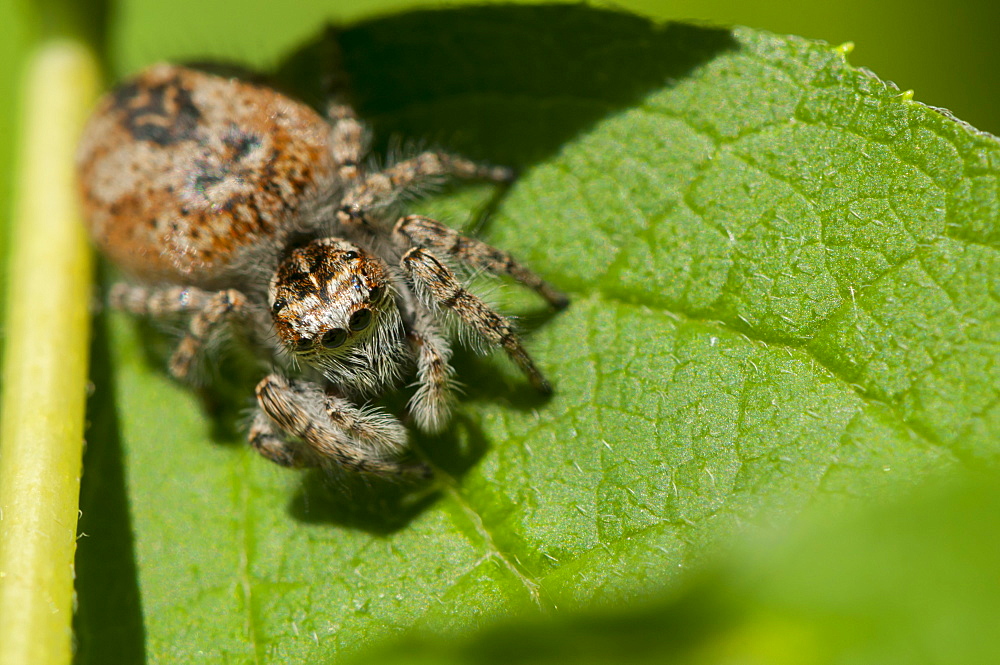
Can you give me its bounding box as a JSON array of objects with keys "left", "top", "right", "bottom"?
[{"left": 77, "top": 64, "right": 336, "bottom": 285}]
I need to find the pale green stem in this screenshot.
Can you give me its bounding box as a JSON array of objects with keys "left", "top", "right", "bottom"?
[{"left": 0, "top": 41, "right": 100, "bottom": 665}]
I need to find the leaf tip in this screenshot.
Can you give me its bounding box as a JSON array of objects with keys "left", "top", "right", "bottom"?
[{"left": 834, "top": 41, "right": 854, "bottom": 57}]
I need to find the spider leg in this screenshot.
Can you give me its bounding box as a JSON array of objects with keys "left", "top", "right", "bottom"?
[
  {"left": 109, "top": 283, "right": 246, "bottom": 380},
  {"left": 381, "top": 150, "right": 513, "bottom": 184},
  {"left": 248, "top": 410, "right": 311, "bottom": 467},
  {"left": 406, "top": 321, "right": 457, "bottom": 433},
  {"left": 401, "top": 248, "right": 552, "bottom": 394},
  {"left": 338, "top": 150, "right": 512, "bottom": 224},
  {"left": 326, "top": 102, "right": 368, "bottom": 182},
  {"left": 394, "top": 214, "right": 569, "bottom": 309},
  {"left": 254, "top": 373, "right": 430, "bottom": 478},
  {"left": 321, "top": 391, "right": 409, "bottom": 458},
  {"left": 110, "top": 283, "right": 213, "bottom": 315}
]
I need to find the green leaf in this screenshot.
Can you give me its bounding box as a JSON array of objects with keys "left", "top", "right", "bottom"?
[
  {"left": 70, "top": 5, "right": 999, "bottom": 664},
  {"left": 347, "top": 473, "right": 1000, "bottom": 665}
]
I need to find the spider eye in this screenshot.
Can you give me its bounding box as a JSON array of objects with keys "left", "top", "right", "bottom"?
[
  {"left": 349, "top": 308, "right": 372, "bottom": 331},
  {"left": 322, "top": 328, "right": 348, "bottom": 349},
  {"left": 271, "top": 297, "right": 287, "bottom": 314},
  {"left": 295, "top": 336, "right": 313, "bottom": 351},
  {"left": 367, "top": 285, "right": 383, "bottom": 303}
]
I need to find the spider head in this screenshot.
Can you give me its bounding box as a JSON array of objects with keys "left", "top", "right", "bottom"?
[{"left": 269, "top": 238, "right": 405, "bottom": 394}]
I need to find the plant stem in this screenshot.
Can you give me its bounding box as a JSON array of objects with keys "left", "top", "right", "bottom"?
[{"left": 0, "top": 40, "right": 100, "bottom": 665}]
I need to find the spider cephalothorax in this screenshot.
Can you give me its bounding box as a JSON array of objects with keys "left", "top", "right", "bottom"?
[
  {"left": 270, "top": 238, "right": 407, "bottom": 397},
  {"left": 77, "top": 63, "right": 568, "bottom": 478}
]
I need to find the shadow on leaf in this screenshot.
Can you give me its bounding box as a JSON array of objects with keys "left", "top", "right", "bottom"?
[
  {"left": 280, "top": 5, "right": 736, "bottom": 168},
  {"left": 75, "top": 289, "right": 147, "bottom": 665},
  {"left": 287, "top": 466, "right": 439, "bottom": 535}
]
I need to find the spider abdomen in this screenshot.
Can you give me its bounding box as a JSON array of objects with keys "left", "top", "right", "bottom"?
[{"left": 76, "top": 63, "right": 337, "bottom": 286}]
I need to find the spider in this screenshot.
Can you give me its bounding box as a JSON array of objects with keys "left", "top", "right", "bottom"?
[{"left": 76, "top": 63, "right": 568, "bottom": 478}]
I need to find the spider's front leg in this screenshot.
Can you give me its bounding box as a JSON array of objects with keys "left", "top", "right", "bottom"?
[
  {"left": 400, "top": 248, "right": 553, "bottom": 394},
  {"left": 110, "top": 283, "right": 247, "bottom": 380},
  {"left": 394, "top": 214, "right": 569, "bottom": 309},
  {"left": 253, "top": 373, "right": 430, "bottom": 478}
]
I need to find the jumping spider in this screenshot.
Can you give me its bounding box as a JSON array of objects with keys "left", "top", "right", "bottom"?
[{"left": 77, "top": 63, "right": 567, "bottom": 477}]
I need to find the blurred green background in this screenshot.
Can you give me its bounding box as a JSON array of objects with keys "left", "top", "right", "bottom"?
[{"left": 6, "top": 1, "right": 1000, "bottom": 123}]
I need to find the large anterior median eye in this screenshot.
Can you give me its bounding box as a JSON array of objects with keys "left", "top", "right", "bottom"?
[
  {"left": 322, "top": 328, "right": 347, "bottom": 349},
  {"left": 349, "top": 308, "right": 372, "bottom": 331}
]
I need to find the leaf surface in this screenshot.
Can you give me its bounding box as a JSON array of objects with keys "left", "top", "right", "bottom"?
[
  {"left": 348, "top": 474, "right": 1000, "bottom": 665},
  {"left": 73, "top": 6, "right": 999, "bottom": 663}
]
